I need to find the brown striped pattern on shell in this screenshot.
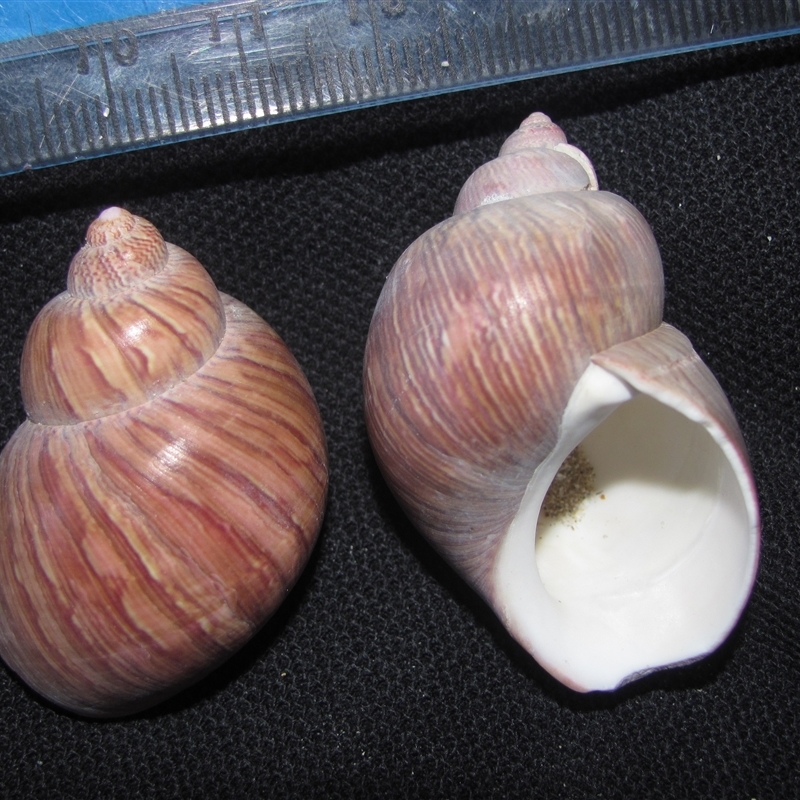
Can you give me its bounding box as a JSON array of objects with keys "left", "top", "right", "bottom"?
[
  {"left": 22, "top": 244, "right": 225, "bottom": 425},
  {"left": 68, "top": 211, "right": 168, "bottom": 298},
  {"left": 0, "top": 297, "right": 327, "bottom": 717},
  {"left": 363, "top": 191, "right": 663, "bottom": 592}
]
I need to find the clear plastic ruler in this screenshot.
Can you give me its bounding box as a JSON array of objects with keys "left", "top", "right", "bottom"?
[{"left": 0, "top": 0, "right": 797, "bottom": 176}]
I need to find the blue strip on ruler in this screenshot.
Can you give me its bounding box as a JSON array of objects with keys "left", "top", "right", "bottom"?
[{"left": 0, "top": 0, "right": 214, "bottom": 43}]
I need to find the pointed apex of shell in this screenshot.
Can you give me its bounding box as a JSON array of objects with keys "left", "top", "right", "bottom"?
[
  {"left": 499, "top": 112, "right": 568, "bottom": 156},
  {"left": 70, "top": 209, "right": 168, "bottom": 298},
  {"left": 85, "top": 206, "right": 137, "bottom": 247}
]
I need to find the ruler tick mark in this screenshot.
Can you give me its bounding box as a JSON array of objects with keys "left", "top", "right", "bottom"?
[
  {"left": 94, "top": 95, "right": 107, "bottom": 143},
  {"left": 149, "top": 86, "right": 163, "bottom": 137},
  {"left": 26, "top": 107, "right": 40, "bottom": 162},
  {"left": 162, "top": 84, "right": 176, "bottom": 135},
  {"left": 80, "top": 99, "right": 95, "bottom": 150},
  {"left": 171, "top": 54, "right": 189, "bottom": 132},
  {"left": 296, "top": 58, "right": 311, "bottom": 111},
  {"left": 52, "top": 102, "right": 68, "bottom": 156},
  {"left": 202, "top": 75, "right": 215, "bottom": 126},
  {"left": 234, "top": 14, "right": 256, "bottom": 118},
  {"left": 215, "top": 72, "right": 230, "bottom": 124},
  {"left": 95, "top": 40, "right": 121, "bottom": 144},
  {"left": 0, "top": 116, "right": 14, "bottom": 166},
  {"left": 305, "top": 28, "right": 324, "bottom": 108},
  {"left": 249, "top": 3, "right": 266, "bottom": 40},
  {"left": 207, "top": 9, "right": 222, "bottom": 43},
  {"left": 229, "top": 70, "right": 243, "bottom": 122},
  {"left": 402, "top": 37, "right": 418, "bottom": 88},
  {"left": 188, "top": 78, "right": 202, "bottom": 129},
  {"left": 347, "top": 0, "right": 359, "bottom": 24},
  {"left": 349, "top": 48, "right": 364, "bottom": 99},
  {"left": 13, "top": 111, "right": 27, "bottom": 162},
  {"left": 35, "top": 79, "right": 55, "bottom": 158},
  {"left": 437, "top": 5, "right": 454, "bottom": 76},
  {"left": 283, "top": 62, "right": 297, "bottom": 112},
  {"left": 336, "top": 49, "right": 351, "bottom": 103},
  {"left": 135, "top": 88, "right": 149, "bottom": 140},
  {"left": 416, "top": 36, "right": 430, "bottom": 87},
  {"left": 269, "top": 59, "right": 284, "bottom": 114},
  {"left": 322, "top": 53, "right": 338, "bottom": 105},
  {"left": 505, "top": 1, "right": 521, "bottom": 70},
  {"left": 119, "top": 89, "right": 134, "bottom": 142},
  {"left": 388, "top": 39, "right": 403, "bottom": 91},
  {"left": 453, "top": 29, "right": 469, "bottom": 81},
  {"left": 255, "top": 64, "right": 271, "bottom": 117},
  {"left": 362, "top": 45, "right": 378, "bottom": 96},
  {"left": 368, "top": 0, "right": 389, "bottom": 89}
]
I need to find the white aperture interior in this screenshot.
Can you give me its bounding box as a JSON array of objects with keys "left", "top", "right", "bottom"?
[{"left": 493, "top": 363, "right": 756, "bottom": 692}]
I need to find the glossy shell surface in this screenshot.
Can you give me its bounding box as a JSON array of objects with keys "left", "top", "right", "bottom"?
[{"left": 0, "top": 208, "right": 328, "bottom": 717}]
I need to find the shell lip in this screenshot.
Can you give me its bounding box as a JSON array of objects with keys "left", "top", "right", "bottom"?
[{"left": 491, "top": 354, "right": 760, "bottom": 693}]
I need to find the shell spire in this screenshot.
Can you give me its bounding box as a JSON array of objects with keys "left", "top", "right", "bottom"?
[
  {"left": 454, "top": 112, "right": 598, "bottom": 214},
  {"left": 21, "top": 208, "right": 226, "bottom": 425},
  {"left": 68, "top": 206, "right": 170, "bottom": 298}
]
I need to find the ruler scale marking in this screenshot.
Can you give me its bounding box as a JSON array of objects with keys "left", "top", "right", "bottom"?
[
  {"left": 13, "top": 110, "right": 27, "bottom": 162},
  {"left": 322, "top": 53, "right": 337, "bottom": 105},
  {"left": 255, "top": 63, "right": 270, "bottom": 115},
  {"left": 171, "top": 53, "right": 189, "bottom": 132},
  {"left": 234, "top": 14, "right": 256, "bottom": 119},
  {"left": 162, "top": 84, "right": 176, "bottom": 134},
  {"left": 558, "top": 10, "right": 574, "bottom": 65},
  {"left": 518, "top": 15, "right": 533, "bottom": 68},
  {"left": 0, "top": 0, "right": 797, "bottom": 175},
  {"left": 229, "top": 69, "right": 243, "bottom": 121},
  {"left": 52, "top": 103, "right": 68, "bottom": 156},
  {"left": 26, "top": 108, "right": 41, "bottom": 163},
  {"left": 96, "top": 39, "right": 122, "bottom": 146},
  {"left": 270, "top": 58, "right": 284, "bottom": 113},
  {"left": 297, "top": 58, "right": 311, "bottom": 111},
  {"left": 505, "top": 3, "right": 522, "bottom": 72},
  {"left": 0, "top": 116, "right": 13, "bottom": 167},
  {"left": 35, "top": 79, "right": 55, "bottom": 160},
  {"left": 188, "top": 77, "right": 201, "bottom": 128},
  {"left": 468, "top": 26, "right": 482, "bottom": 77},
  {"left": 200, "top": 74, "right": 213, "bottom": 127},
  {"left": 336, "top": 48, "right": 351, "bottom": 102},
  {"left": 368, "top": 0, "right": 389, "bottom": 90},
  {"left": 453, "top": 29, "right": 468, "bottom": 82},
  {"left": 65, "top": 101, "right": 78, "bottom": 153},
  {"left": 304, "top": 27, "right": 324, "bottom": 109},
  {"left": 216, "top": 72, "right": 229, "bottom": 124}
]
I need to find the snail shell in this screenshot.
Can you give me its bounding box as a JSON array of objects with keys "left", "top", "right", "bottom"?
[
  {"left": 363, "top": 113, "right": 759, "bottom": 691},
  {"left": 0, "top": 208, "right": 328, "bottom": 717}
]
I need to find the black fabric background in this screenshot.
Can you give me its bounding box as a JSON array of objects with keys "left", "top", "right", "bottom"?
[{"left": 0, "top": 32, "right": 798, "bottom": 800}]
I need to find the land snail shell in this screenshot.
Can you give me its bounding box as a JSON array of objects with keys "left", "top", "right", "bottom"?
[
  {"left": 0, "top": 207, "right": 328, "bottom": 717},
  {"left": 363, "top": 113, "right": 760, "bottom": 692}
]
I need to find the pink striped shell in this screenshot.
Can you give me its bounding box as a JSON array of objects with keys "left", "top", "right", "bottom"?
[{"left": 0, "top": 208, "right": 328, "bottom": 717}]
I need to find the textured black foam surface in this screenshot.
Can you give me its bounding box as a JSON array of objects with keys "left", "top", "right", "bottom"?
[{"left": 0, "top": 34, "right": 797, "bottom": 800}]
